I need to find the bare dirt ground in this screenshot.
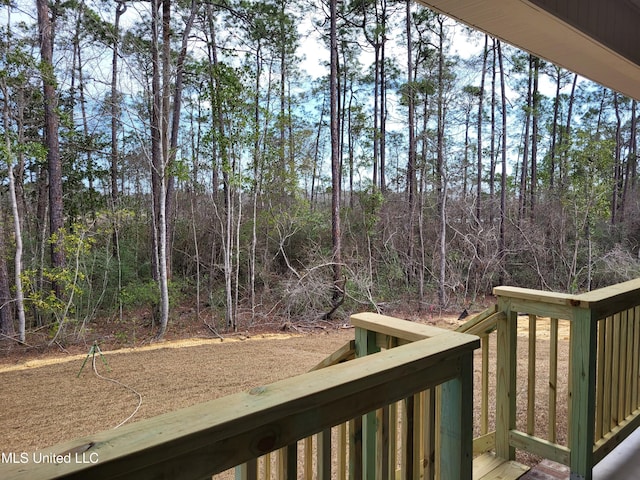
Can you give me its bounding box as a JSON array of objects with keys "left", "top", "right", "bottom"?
[
  {"left": 0, "top": 328, "right": 354, "bottom": 453},
  {"left": 0, "top": 310, "right": 569, "bottom": 475}
]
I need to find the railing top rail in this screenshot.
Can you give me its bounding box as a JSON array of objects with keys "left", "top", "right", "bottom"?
[
  {"left": 2, "top": 329, "right": 479, "bottom": 480},
  {"left": 492, "top": 286, "right": 575, "bottom": 306},
  {"left": 494, "top": 278, "right": 640, "bottom": 319},
  {"left": 351, "top": 312, "right": 467, "bottom": 341}
]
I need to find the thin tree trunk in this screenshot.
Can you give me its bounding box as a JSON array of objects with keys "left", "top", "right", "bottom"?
[
  {"left": 111, "top": 1, "right": 125, "bottom": 208},
  {"left": 611, "top": 92, "right": 621, "bottom": 224},
  {"left": 476, "top": 35, "right": 488, "bottom": 225},
  {"left": 250, "top": 41, "right": 263, "bottom": 323},
  {"left": 559, "top": 74, "right": 578, "bottom": 192},
  {"left": 166, "top": 0, "right": 198, "bottom": 281},
  {"left": 622, "top": 99, "right": 637, "bottom": 213},
  {"left": 498, "top": 41, "right": 507, "bottom": 284},
  {"left": 328, "top": 0, "right": 343, "bottom": 315},
  {"left": 549, "top": 66, "right": 562, "bottom": 191},
  {"left": 379, "top": 2, "right": 387, "bottom": 193},
  {"left": 530, "top": 57, "right": 540, "bottom": 218},
  {"left": 0, "top": 213, "right": 11, "bottom": 339},
  {"left": 372, "top": 43, "right": 380, "bottom": 190},
  {"left": 1, "top": 77, "right": 26, "bottom": 343},
  {"left": 436, "top": 16, "right": 446, "bottom": 308},
  {"left": 406, "top": 0, "right": 417, "bottom": 282},
  {"left": 519, "top": 56, "right": 532, "bottom": 222},
  {"left": 489, "top": 39, "right": 496, "bottom": 225}
]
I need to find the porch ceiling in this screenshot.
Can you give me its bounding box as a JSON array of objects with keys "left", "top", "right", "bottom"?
[{"left": 415, "top": 0, "right": 640, "bottom": 100}]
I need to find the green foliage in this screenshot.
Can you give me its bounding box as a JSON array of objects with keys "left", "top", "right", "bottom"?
[
  {"left": 120, "top": 280, "right": 160, "bottom": 309},
  {"left": 120, "top": 277, "right": 186, "bottom": 311},
  {"left": 356, "top": 188, "right": 384, "bottom": 233}
]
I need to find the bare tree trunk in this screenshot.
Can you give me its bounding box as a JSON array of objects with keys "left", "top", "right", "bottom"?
[
  {"left": 518, "top": 56, "right": 532, "bottom": 222},
  {"left": 110, "top": 1, "right": 126, "bottom": 322},
  {"left": 0, "top": 214, "right": 11, "bottom": 339},
  {"left": 622, "top": 99, "right": 637, "bottom": 214},
  {"left": 489, "top": 39, "right": 496, "bottom": 225},
  {"left": 436, "top": 16, "right": 446, "bottom": 308},
  {"left": 549, "top": 66, "right": 561, "bottom": 191},
  {"left": 150, "top": 0, "right": 170, "bottom": 338},
  {"left": 530, "top": 57, "right": 540, "bottom": 218},
  {"left": 311, "top": 96, "right": 326, "bottom": 210},
  {"left": 166, "top": 0, "right": 198, "bottom": 280},
  {"left": 37, "top": 0, "right": 64, "bottom": 303},
  {"left": 406, "top": 0, "right": 417, "bottom": 283},
  {"left": 250, "top": 41, "right": 263, "bottom": 323},
  {"left": 611, "top": 93, "right": 621, "bottom": 224},
  {"left": 111, "top": 1, "right": 125, "bottom": 208},
  {"left": 476, "top": 35, "right": 488, "bottom": 226},
  {"left": 1, "top": 79, "right": 26, "bottom": 342},
  {"left": 372, "top": 43, "right": 380, "bottom": 190},
  {"left": 559, "top": 74, "right": 578, "bottom": 192},
  {"left": 379, "top": 2, "right": 387, "bottom": 193},
  {"left": 71, "top": 3, "right": 96, "bottom": 214},
  {"left": 498, "top": 41, "right": 507, "bottom": 284},
  {"left": 328, "top": 0, "right": 343, "bottom": 315}
]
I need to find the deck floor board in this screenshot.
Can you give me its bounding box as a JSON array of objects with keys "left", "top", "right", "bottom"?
[{"left": 473, "top": 453, "right": 529, "bottom": 480}]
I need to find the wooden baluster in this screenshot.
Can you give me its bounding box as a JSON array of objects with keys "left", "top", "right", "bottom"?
[
  {"left": 412, "top": 392, "right": 423, "bottom": 480},
  {"left": 481, "top": 335, "right": 490, "bottom": 436},
  {"left": 388, "top": 402, "right": 398, "bottom": 479},
  {"left": 377, "top": 407, "right": 390, "bottom": 480},
  {"left": 349, "top": 417, "right": 362, "bottom": 480},
  {"left": 633, "top": 307, "right": 640, "bottom": 412},
  {"left": 317, "top": 429, "right": 331, "bottom": 480},
  {"left": 338, "top": 423, "right": 347, "bottom": 480},
  {"left": 612, "top": 313, "right": 622, "bottom": 427},
  {"left": 278, "top": 443, "right": 296, "bottom": 480},
  {"left": 595, "top": 318, "right": 605, "bottom": 442},
  {"left": 303, "top": 437, "right": 312, "bottom": 479},
  {"left": 236, "top": 459, "right": 258, "bottom": 480},
  {"left": 264, "top": 452, "right": 272, "bottom": 480},
  {"left": 404, "top": 395, "right": 415, "bottom": 480},
  {"left": 424, "top": 388, "right": 436, "bottom": 480},
  {"left": 625, "top": 308, "right": 634, "bottom": 419},
  {"left": 603, "top": 316, "right": 614, "bottom": 433},
  {"left": 527, "top": 314, "right": 537, "bottom": 436},
  {"left": 549, "top": 317, "right": 559, "bottom": 443},
  {"left": 618, "top": 310, "right": 629, "bottom": 421}
]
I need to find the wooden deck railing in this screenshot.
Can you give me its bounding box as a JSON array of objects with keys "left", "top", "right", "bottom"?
[
  {"left": 0, "top": 315, "right": 478, "bottom": 480},
  {"left": 234, "top": 313, "right": 481, "bottom": 479},
  {"left": 488, "top": 278, "right": 640, "bottom": 480}
]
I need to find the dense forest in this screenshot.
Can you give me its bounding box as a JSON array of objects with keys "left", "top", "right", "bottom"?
[{"left": 0, "top": 0, "right": 638, "bottom": 344}]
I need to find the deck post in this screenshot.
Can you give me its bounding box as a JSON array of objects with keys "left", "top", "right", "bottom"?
[
  {"left": 439, "top": 350, "right": 474, "bottom": 479},
  {"left": 568, "top": 307, "right": 597, "bottom": 480},
  {"left": 495, "top": 296, "right": 517, "bottom": 461},
  {"left": 355, "top": 326, "right": 381, "bottom": 479}
]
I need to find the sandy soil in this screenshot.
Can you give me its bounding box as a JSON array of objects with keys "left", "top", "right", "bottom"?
[{"left": 0, "top": 329, "right": 353, "bottom": 453}]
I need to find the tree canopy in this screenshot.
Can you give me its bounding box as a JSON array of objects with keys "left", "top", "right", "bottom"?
[{"left": 0, "top": 0, "right": 638, "bottom": 343}]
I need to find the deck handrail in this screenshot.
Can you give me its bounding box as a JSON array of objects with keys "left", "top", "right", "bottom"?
[
  {"left": 237, "top": 312, "right": 480, "bottom": 479},
  {"left": 492, "top": 278, "right": 640, "bottom": 480},
  {"left": 0, "top": 319, "right": 478, "bottom": 480}
]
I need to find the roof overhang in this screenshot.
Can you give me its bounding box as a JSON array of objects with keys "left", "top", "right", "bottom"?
[{"left": 415, "top": 0, "right": 640, "bottom": 100}]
